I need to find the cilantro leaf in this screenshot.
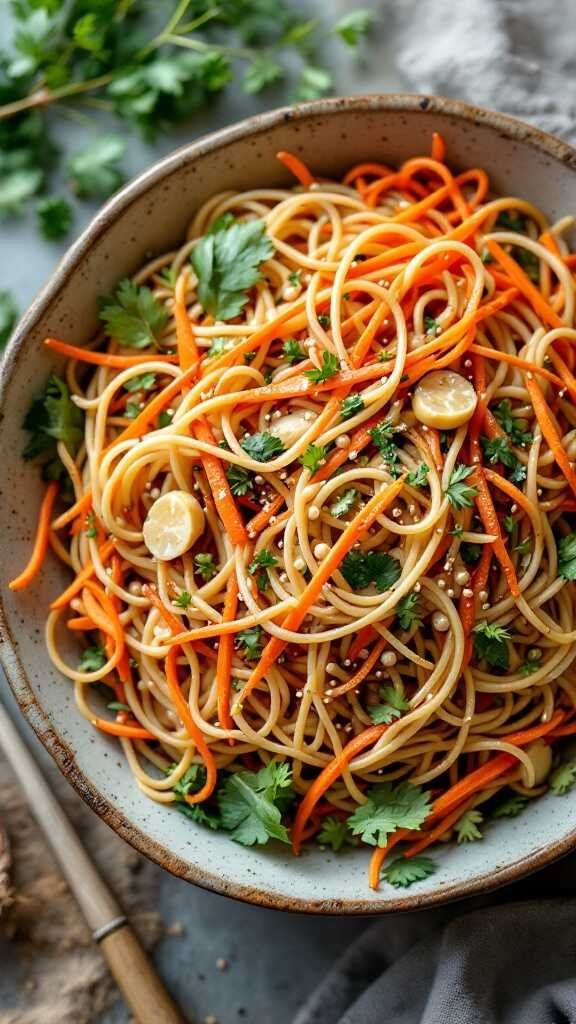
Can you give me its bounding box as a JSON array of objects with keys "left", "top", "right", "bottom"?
[
  {"left": 174, "top": 591, "right": 192, "bottom": 608},
  {"left": 243, "top": 54, "right": 284, "bottom": 93},
  {"left": 304, "top": 351, "right": 340, "bottom": 384},
  {"left": 549, "top": 761, "right": 576, "bottom": 795},
  {"left": 341, "top": 550, "right": 401, "bottom": 593},
  {"left": 166, "top": 762, "right": 221, "bottom": 830},
  {"left": 248, "top": 549, "right": 278, "bottom": 592},
  {"left": 23, "top": 374, "right": 84, "bottom": 479},
  {"left": 0, "top": 168, "right": 43, "bottom": 216},
  {"left": 370, "top": 418, "right": 402, "bottom": 475},
  {"left": 124, "top": 372, "right": 156, "bottom": 393},
  {"left": 282, "top": 338, "right": 305, "bottom": 364},
  {"left": 99, "top": 279, "right": 168, "bottom": 349},
  {"left": 293, "top": 66, "right": 332, "bottom": 102},
  {"left": 491, "top": 791, "right": 528, "bottom": 818},
  {"left": 300, "top": 443, "right": 327, "bottom": 474},
  {"left": 175, "top": 800, "right": 221, "bottom": 830},
  {"left": 515, "top": 247, "right": 540, "bottom": 282},
  {"left": 335, "top": 9, "right": 374, "bottom": 47},
  {"left": 0, "top": 290, "right": 17, "bottom": 349},
  {"left": 380, "top": 855, "right": 436, "bottom": 888},
  {"left": 424, "top": 315, "right": 437, "bottom": 335},
  {"left": 170, "top": 762, "right": 207, "bottom": 799},
  {"left": 461, "top": 542, "right": 481, "bottom": 564},
  {"left": 217, "top": 762, "right": 293, "bottom": 846},
  {"left": 481, "top": 436, "right": 526, "bottom": 482},
  {"left": 445, "top": 464, "right": 478, "bottom": 510},
  {"left": 107, "top": 702, "right": 130, "bottom": 712},
  {"left": 558, "top": 533, "right": 576, "bottom": 581},
  {"left": 520, "top": 660, "right": 540, "bottom": 677},
  {"left": 226, "top": 464, "right": 253, "bottom": 496},
  {"left": 316, "top": 816, "right": 353, "bottom": 852},
  {"left": 237, "top": 625, "right": 263, "bottom": 660},
  {"left": 369, "top": 682, "right": 409, "bottom": 725},
  {"left": 340, "top": 393, "right": 365, "bottom": 420},
  {"left": 472, "top": 622, "right": 510, "bottom": 669},
  {"left": 329, "top": 489, "right": 357, "bottom": 518},
  {"left": 496, "top": 211, "right": 526, "bottom": 232},
  {"left": 454, "top": 809, "right": 483, "bottom": 843},
  {"left": 191, "top": 218, "right": 274, "bottom": 321},
  {"left": 194, "top": 553, "right": 217, "bottom": 581},
  {"left": 396, "top": 592, "right": 422, "bottom": 631},
  {"left": 67, "top": 135, "right": 125, "bottom": 198},
  {"left": 348, "top": 781, "right": 432, "bottom": 847},
  {"left": 241, "top": 431, "right": 285, "bottom": 462},
  {"left": 406, "top": 463, "right": 429, "bottom": 488},
  {"left": 79, "top": 645, "right": 106, "bottom": 671},
  {"left": 36, "top": 196, "right": 73, "bottom": 240},
  {"left": 125, "top": 401, "right": 140, "bottom": 420},
  {"left": 207, "top": 336, "right": 235, "bottom": 358},
  {"left": 492, "top": 400, "right": 532, "bottom": 446},
  {"left": 158, "top": 410, "right": 173, "bottom": 428}
]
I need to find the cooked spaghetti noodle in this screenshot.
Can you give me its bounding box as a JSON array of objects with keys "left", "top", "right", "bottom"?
[{"left": 12, "top": 137, "right": 576, "bottom": 890}]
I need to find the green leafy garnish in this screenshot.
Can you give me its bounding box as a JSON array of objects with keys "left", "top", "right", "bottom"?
[
  {"left": 293, "top": 66, "right": 332, "bottom": 102},
  {"left": 0, "top": 290, "right": 17, "bottom": 349},
  {"left": 288, "top": 270, "right": 301, "bottom": 287},
  {"left": 519, "top": 660, "right": 540, "bottom": 677},
  {"left": 454, "top": 809, "right": 483, "bottom": 843},
  {"left": 406, "top": 463, "right": 429, "bottom": 488},
  {"left": 481, "top": 436, "right": 526, "bottom": 483},
  {"left": 226, "top": 464, "right": 253, "bottom": 496},
  {"left": 166, "top": 763, "right": 221, "bottom": 830},
  {"left": 340, "top": 550, "right": 401, "bottom": 593},
  {"left": 241, "top": 431, "right": 285, "bottom": 462},
  {"left": 243, "top": 54, "right": 284, "bottom": 93},
  {"left": 515, "top": 247, "right": 540, "bottom": 282},
  {"left": 191, "top": 218, "right": 274, "bottom": 321},
  {"left": 369, "top": 418, "right": 402, "bottom": 475},
  {"left": 491, "top": 791, "right": 528, "bottom": 818},
  {"left": 317, "top": 313, "right": 331, "bottom": 329},
  {"left": 158, "top": 410, "right": 172, "bottom": 427},
  {"left": 395, "top": 592, "right": 422, "bottom": 631},
  {"left": 125, "top": 402, "right": 140, "bottom": 420},
  {"left": 369, "top": 682, "right": 409, "bottom": 725},
  {"left": 340, "top": 394, "right": 365, "bottom": 420},
  {"left": 558, "top": 533, "right": 576, "bottom": 581},
  {"left": 174, "top": 591, "right": 192, "bottom": 608},
  {"left": 329, "top": 489, "right": 358, "bottom": 518},
  {"left": 461, "top": 543, "right": 481, "bottom": 564},
  {"left": 79, "top": 645, "right": 106, "bottom": 672},
  {"left": 248, "top": 549, "right": 278, "bottom": 591},
  {"left": 23, "top": 374, "right": 84, "bottom": 480},
  {"left": 304, "top": 351, "right": 340, "bottom": 384},
  {"left": 194, "top": 553, "right": 217, "bottom": 581},
  {"left": 282, "top": 338, "right": 305, "bottom": 364},
  {"left": 380, "top": 855, "right": 436, "bottom": 888},
  {"left": 549, "top": 761, "right": 576, "bottom": 795},
  {"left": 424, "top": 315, "right": 437, "bottom": 335},
  {"left": 218, "top": 762, "right": 293, "bottom": 846},
  {"left": 472, "top": 622, "right": 510, "bottom": 669},
  {"left": 36, "top": 196, "right": 73, "bottom": 240},
  {"left": 107, "top": 702, "right": 130, "bottom": 712},
  {"left": 504, "top": 515, "right": 515, "bottom": 534},
  {"left": 99, "top": 279, "right": 168, "bottom": 349},
  {"left": 85, "top": 512, "right": 97, "bottom": 539},
  {"left": 514, "top": 536, "right": 532, "bottom": 557},
  {"left": 68, "top": 135, "right": 125, "bottom": 198},
  {"left": 445, "top": 464, "right": 478, "bottom": 510},
  {"left": 300, "top": 443, "right": 328, "bottom": 474},
  {"left": 496, "top": 211, "right": 526, "bottom": 232},
  {"left": 335, "top": 9, "right": 374, "bottom": 47},
  {"left": 207, "top": 336, "right": 235, "bottom": 359},
  {"left": 316, "top": 816, "right": 354, "bottom": 852},
  {"left": 348, "top": 781, "right": 432, "bottom": 847},
  {"left": 237, "top": 625, "right": 263, "bottom": 660},
  {"left": 124, "top": 372, "right": 156, "bottom": 393},
  {"left": 493, "top": 400, "right": 533, "bottom": 446}
]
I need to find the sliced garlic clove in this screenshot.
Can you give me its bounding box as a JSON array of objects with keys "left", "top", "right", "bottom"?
[
  {"left": 143, "top": 490, "right": 205, "bottom": 561},
  {"left": 269, "top": 410, "right": 315, "bottom": 450},
  {"left": 520, "top": 739, "right": 553, "bottom": 788},
  {"left": 412, "top": 370, "right": 477, "bottom": 429}
]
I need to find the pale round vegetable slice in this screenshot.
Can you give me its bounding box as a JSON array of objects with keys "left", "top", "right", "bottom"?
[
  {"left": 269, "top": 410, "right": 315, "bottom": 450},
  {"left": 520, "top": 739, "right": 553, "bottom": 788},
  {"left": 412, "top": 370, "right": 478, "bottom": 429},
  {"left": 143, "top": 490, "right": 205, "bottom": 561}
]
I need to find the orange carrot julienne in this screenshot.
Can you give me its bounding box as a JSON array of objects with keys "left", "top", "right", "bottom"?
[
  {"left": 431, "top": 132, "right": 446, "bottom": 162},
  {"left": 9, "top": 481, "right": 58, "bottom": 591},
  {"left": 468, "top": 343, "right": 564, "bottom": 389},
  {"left": 547, "top": 347, "right": 576, "bottom": 403},
  {"left": 142, "top": 582, "right": 183, "bottom": 633},
  {"left": 165, "top": 645, "right": 217, "bottom": 803},
  {"left": 246, "top": 493, "right": 286, "bottom": 537},
  {"left": 526, "top": 375, "right": 576, "bottom": 498},
  {"left": 92, "top": 718, "right": 155, "bottom": 740},
  {"left": 67, "top": 615, "right": 97, "bottom": 630},
  {"left": 52, "top": 490, "right": 92, "bottom": 531},
  {"left": 237, "top": 475, "right": 406, "bottom": 709},
  {"left": 44, "top": 337, "right": 179, "bottom": 366},
  {"left": 82, "top": 578, "right": 125, "bottom": 669},
  {"left": 50, "top": 537, "right": 115, "bottom": 609},
  {"left": 217, "top": 573, "right": 239, "bottom": 734},
  {"left": 472, "top": 467, "right": 520, "bottom": 598},
  {"left": 403, "top": 800, "right": 475, "bottom": 859},
  {"left": 347, "top": 625, "right": 378, "bottom": 662},
  {"left": 193, "top": 417, "right": 248, "bottom": 546},
  {"left": 292, "top": 724, "right": 388, "bottom": 854},
  {"left": 110, "top": 360, "right": 200, "bottom": 447},
  {"left": 175, "top": 298, "right": 198, "bottom": 372},
  {"left": 484, "top": 239, "right": 564, "bottom": 329},
  {"left": 483, "top": 468, "right": 534, "bottom": 519},
  {"left": 276, "top": 150, "right": 314, "bottom": 187},
  {"left": 328, "top": 638, "right": 387, "bottom": 698},
  {"left": 369, "top": 831, "right": 410, "bottom": 889}
]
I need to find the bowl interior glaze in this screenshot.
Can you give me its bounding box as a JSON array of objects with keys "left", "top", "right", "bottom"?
[{"left": 2, "top": 95, "right": 576, "bottom": 913}]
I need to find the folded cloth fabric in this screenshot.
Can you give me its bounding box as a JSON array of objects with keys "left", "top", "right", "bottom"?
[{"left": 297, "top": 2, "right": 576, "bottom": 1021}]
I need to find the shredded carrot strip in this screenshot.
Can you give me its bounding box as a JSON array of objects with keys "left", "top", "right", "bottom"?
[
  {"left": 175, "top": 298, "right": 199, "bottom": 372},
  {"left": 348, "top": 625, "right": 378, "bottom": 662},
  {"left": 165, "top": 646, "right": 217, "bottom": 803},
  {"left": 217, "top": 574, "right": 239, "bottom": 734},
  {"left": 67, "top": 615, "right": 97, "bottom": 630},
  {"left": 246, "top": 493, "right": 286, "bottom": 537},
  {"left": 276, "top": 150, "right": 314, "bottom": 187},
  {"left": 92, "top": 719, "right": 155, "bottom": 739},
  {"left": 44, "top": 338, "right": 178, "bottom": 366},
  {"left": 468, "top": 343, "right": 564, "bottom": 389},
  {"left": 526, "top": 376, "right": 576, "bottom": 498},
  {"left": 328, "top": 638, "right": 386, "bottom": 698},
  {"left": 193, "top": 417, "right": 248, "bottom": 546},
  {"left": 82, "top": 578, "right": 125, "bottom": 669},
  {"left": 547, "top": 347, "right": 576, "bottom": 402},
  {"left": 402, "top": 800, "right": 475, "bottom": 859},
  {"left": 483, "top": 468, "right": 534, "bottom": 518},
  {"left": 50, "top": 538, "right": 115, "bottom": 610},
  {"left": 369, "top": 831, "right": 409, "bottom": 889},
  {"left": 472, "top": 467, "right": 520, "bottom": 598},
  {"left": 52, "top": 490, "right": 92, "bottom": 531},
  {"left": 484, "top": 239, "right": 564, "bottom": 329},
  {"left": 9, "top": 482, "right": 59, "bottom": 591},
  {"left": 431, "top": 132, "right": 446, "bottom": 162}
]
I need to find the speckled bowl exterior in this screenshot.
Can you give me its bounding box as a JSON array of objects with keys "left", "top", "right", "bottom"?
[{"left": 2, "top": 95, "right": 576, "bottom": 914}]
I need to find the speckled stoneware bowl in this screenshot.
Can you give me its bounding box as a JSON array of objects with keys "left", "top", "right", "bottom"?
[{"left": 2, "top": 95, "right": 576, "bottom": 914}]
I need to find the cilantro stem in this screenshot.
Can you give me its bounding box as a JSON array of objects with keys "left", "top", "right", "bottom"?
[
  {"left": 135, "top": 0, "right": 196, "bottom": 59},
  {"left": 0, "top": 74, "right": 114, "bottom": 122}
]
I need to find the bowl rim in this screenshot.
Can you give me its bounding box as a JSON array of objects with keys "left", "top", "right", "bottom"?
[{"left": 2, "top": 91, "right": 576, "bottom": 914}]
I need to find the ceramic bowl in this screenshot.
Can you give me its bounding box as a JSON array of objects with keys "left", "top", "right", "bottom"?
[{"left": 2, "top": 95, "right": 576, "bottom": 914}]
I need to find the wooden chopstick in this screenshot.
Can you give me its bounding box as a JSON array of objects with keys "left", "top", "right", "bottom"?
[{"left": 0, "top": 697, "right": 185, "bottom": 1024}]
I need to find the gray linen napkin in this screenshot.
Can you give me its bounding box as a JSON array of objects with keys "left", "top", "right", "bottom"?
[{"left": 296, "top": 2, "right": 576, "bottom": 1021}]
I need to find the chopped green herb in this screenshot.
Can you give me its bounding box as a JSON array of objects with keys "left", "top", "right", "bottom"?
[
  {"left": 36, "top": 196, "right": 72, "bottom": 240},
  {"left": 340, "top": 393, "right": 365, "bottom": 420},
  {"left": 107, "top": 701, "right": 130, "bottom": 712},
  {"left": 243, "top": 54, "right": 284, "bottom": 94},
  {"left": 68, "top": 135, "right": 125, "bottom": 198},
  {"left": 515, "top": 247, "right": 540, "bottom": 281},
  {"left": 424, "top": 315, "right": 437, "bottom": 335},
  {"left": 191, "top": 218, "right": 274, "bottom": 321},
  {"left": 481, "top": 436, "right": 526, "bottom": 483},
  {"left": 396, "top": 592, "right": 422, "bottom": 631},
  {"left": 300, "top": 443, "right": 328, "bottom": 474},
  {"left": 194, "top": 553, "right": 217, "bottom": 581},
  {"left": 493, "top": 400, "right": 533, "bottom": 446},
  {"left": 125, "top": 401, "right": 140, "bottom": 419},
  {"left": 335, "top": 9, "right": 374, "bottom": 47},
  {"left": 248, "top": 549, "right": 278, "bottom": 592},
  {"left": 341, "top": 550, "right": 401, "bottom": 593},
  {"left": 79, "top": 645, "right": 106, "bottom": 672},
  {"left": 316, "top": 816, "right": 354, "bottom": 852},
  {"left": 288, "top": 270, "right": 301, "bottom": 287},
  {"left": 406, "top": 463, "right": 429, "bottom": 488},
  {"left": 174, "top": 591, "right": 192, "bottom": 608},
  {"left": 237, "top": 625, "right": 263, "bottom": 660},
  {"left": 370, "top": 418, "right": 402, "bottom": 476},
  {"left": 85, "top": 512, "right": 97, "bottom": 539},
  {"left": 124, "top": 372, "right": 156, "bottom": 393},
  {"left": 379, "top": 350, "right": 393, "bottom": 362},
  {"left": 304, "top": 351, "right": 340, "bottom": 384},
  {"left": 0, "top": 290, "right": 17, "bottom": 349},
  {"left": 207, "top": 336, "right": 235, "bottom": 359},
  {"left": 217, "top": 761, "right": 293, "bottom": 846},
  {"left": 454, "top": 809, "right": 483, "bottom": 843},
  {"left": 99, "top": 279, "right": 168, "bottom": 349},
  {"left": 491, "top": 791, "right": 529, "bottom": 818},
  {"left": 241, "top": 431, "right": 285, "bottom": 462},
  {"left": 293, "top": 65, "right": 332, "bottom": 102},
  {"left": 461, "top": 542, "right": 482, "bottom": 564},
  {"left": 504, "top": 515, "right": 515, "bottom": 534},
  {"left": 369, "top": 682, "right": 409, "bottom": 725},
  {"left": 445, "top": 464, "right": 478, "bottom": 510},
  {"left": 348, "top": 781, "right": 432, "bottom": 847},
  {"left": 558, "top": 533, "right": 576, "bottom": 581},
  {"left": 330, "top": 489, "right": 358, "bottom": 518},
  {"left": 549, "top": 761, "right": 576, "bottom": 795},
  {"left": 514, "top": 536, "right": 532, "bottom": 557},
  {"left": 495, "top": 211, "right": 526, "bottom": 232},
  {"left": 226, "top": 464, "right": 253, "bottom": 496},
  {"left": 472, "top": 622, "right": 511, "bottom": 669},
  {"left": 23, "top": 374, "right": 84, "bottom": 480},
  {"left": 158, "top": 410, "right": 173, "bottom": 427},
  {"left": 282, "top": 338, "right": 305, "bottom": 364},
  {"left": 317, "top": 313, "right": 331, "bottom": 328},
  {"left": 519, "top": 661, "right": 539, "bottom": 677},
  {"left": 380, "top": 855, "right": 436, "bottom": 888}
]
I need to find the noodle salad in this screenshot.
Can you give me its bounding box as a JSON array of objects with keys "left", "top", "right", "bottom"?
[{"left": 10, "top": 137, "right": 576, "bottom": 891}]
